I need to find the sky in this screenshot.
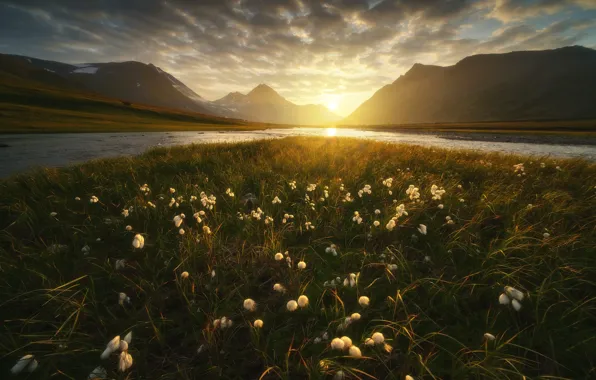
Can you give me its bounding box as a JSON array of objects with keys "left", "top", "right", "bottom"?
[{"left": 1, "top": 0, "right": 596, "bottom": 117}]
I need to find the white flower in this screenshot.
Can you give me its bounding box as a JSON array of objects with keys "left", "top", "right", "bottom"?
[
  {"left": 405, "top": 376, "right": 414, "bottom": 380},
  {"left": 254, "top": 319, "right": 264, "bottom": 328},
  {"left": 273, "top": 283, "right": 286, "bottom": 293},
  {"left": 504, "top": 286, "right": 524, "bottom": 301},
  {"left": 243, "top": 298, "right": 257, "bottom": 312},
  {"left": 306, "top": 183, "right": 317, "bottom": 192},
  {"left": 386, "top": 219, "right": 396, "bottom": 231},
  {"left": 125, "top": 225, "right": 132, "bottom": 231},
  {"left": 484, "top": 333, "right": 496, "bottom": 341},
  {"left": 118, "top": 292, "right": 130, "bottom": 306},
  {"left": 119, "top": 340, "right": 128, "bottom": 352},
  {"left": 314, "top": 337, "right": 322, "bottom": 344},
  {"left": 349, "top": 345, "right": 362, "bottom": 357},
  {"left": 123, "top": 331, "right": 132, "bottom": 344},
  {"left": 90, "top": 195, "right": 99, "bottom": 203},
  {"left": 225, "top": 188, "right": 235, "bottom": 197},
  {"left": 81, "top": 245, "right": 91, "bottom": 255},
  {"left": 358, "top": 296, "right": 370, "bottom": 307},
  {"left": 169, "top": 188, "right": 176, "bottom": 194},
  {"left": 100, "top": 336, "right": 121, "bottom": 359},
  {"left": 330, "top": 338, "right": 345, "bottom": 350},
  {"left": 115, "top": 259, "right": 126, "bottom": 270},
  {"left": 203, "top": 226, "right": 212, "bottom": 235},
  {"left": 352, "top": 211, "right": 363, "bottom": 224},
  {"left": 350, "top": 312, "right": 361, "bottom": 321},
  {"left": 50, "top": 211, "right": 58, "bottom": 217},
  {"left": 373, "top": 220, "right": 380, "bottom": 227},
  {"left": 74, "top": 196, "right": 81, "bottom": 201},
  {"left": 122, "top": 209, "right": 129, "bottom": 218},
  {"left": 288, "top": 180, "right": 297, "bottom": 190},
  {"left": 173, "top": 215, "right": 184, "bottom": 227},
  {"left": 364, "top": 338, "right": 374, "bottom": 346},
  {"left": 334, "top": 370, "right": 346, "bottom": 380},
  {"left": 513, "top": 163, "right": 525, "bottom": 173},
  {"left": 118, "top": 351, "right": 133, "bottom": 372},
  {"left": 10, "top": 355, "right": 38, "bottom": 374},
  {"left": 540, "top": 162, "right": 546, "bottom": 168},
  {"left": 371, "top": 332, "right": 384, "bottom": 344},
  {"left": 272, "top": 196, "right": 281, "bottom": 204},
  {"left": 543, "top": 232, "right": 550, "bottom": 238},
  {"left": 132, "top": 234, "right": 144, "bottom": 249},
  {"left": 417, "top": 224, "right": 427, "bottom": 235},
  {"left": 275, "top": 252, "right": 284, "bottom": 261},
  {"left": 178, "top": 228, "right": 185, "bottom": 235},
  {"left": 181, "top": 271, "right": 189, "bottom": 279},
  {"left": 438, "top": 204, "right": 444, "bottom": 209},
  {"left": 512, "top": 299, "right": 522, "bottom": 311},
  {"left": 297, "top": 261, "right": 306, "bottom": 269},
  {"left": 459, "top": 198, "right": 465, "bottom": 203},
  {"left": 297, "top": 295, "right": 309, "bottom": 308},
  {"left": 406, "top": 185, "right": 420, "bottom": 200},
  {"left": 89, "top": 366, "right": 107, "bottom": 379},
  {"left": 287, "top": 300, "right": 298, "bottom": 311},
  {"left": 395, "top": 203, "right": 408, "bottom": 217},
  {"left": 498, "top": 293, "right": 510, "bottom": 305}
]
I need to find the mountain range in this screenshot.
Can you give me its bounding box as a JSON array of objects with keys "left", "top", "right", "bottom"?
[
  {"left": 344, "top": 46, "right": 596, "bottom": 125},
  {"left": 1, "top": 46, "right": 595, "bottom": 127}
]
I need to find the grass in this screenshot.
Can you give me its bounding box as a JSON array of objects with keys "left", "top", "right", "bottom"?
[{"left": 0, "top": 136, "right": 595, "bottom": 379}]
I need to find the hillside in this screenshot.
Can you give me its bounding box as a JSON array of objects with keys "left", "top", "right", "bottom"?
[{"left": 344, "top": 46, "right": 596, "bottom": 125}]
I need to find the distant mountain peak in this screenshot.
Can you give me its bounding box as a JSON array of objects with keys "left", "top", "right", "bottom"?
[{"left": 247, "top": 83, "right": 288, "bottom": 105}]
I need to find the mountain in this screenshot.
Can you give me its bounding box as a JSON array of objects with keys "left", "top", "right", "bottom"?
[
  {"left": 215, "top": 84, "right": 341, "bottom": 125},
  {"left": 0, "top": 53, "right": 235, "bottom": 117},
  {"left": 344, "top": 46, "right": 596, "bottom": 125}
]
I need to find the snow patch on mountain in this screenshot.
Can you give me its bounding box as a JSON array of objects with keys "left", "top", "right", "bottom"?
[{"left": 72, "top": 66, "right": 99, "bottom": 74}]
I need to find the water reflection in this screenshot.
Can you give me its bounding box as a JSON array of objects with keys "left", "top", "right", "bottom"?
[{"left": 326, "top": 127, "right": 337, "bottom": 137}]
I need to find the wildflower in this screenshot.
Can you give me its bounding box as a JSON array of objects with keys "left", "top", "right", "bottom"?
[
  {"left": 417, "top": 224, "right": 427, "bottom": 235},
  {"left": 81, "top": 245, "right": 91, "bottom": 255},
  {"left": 504, "top": 286, "right": 524, "bottom": 301},
  {"left": 287, "top": 300, "right": 298, "bottom": 311},
  {"left": 348, "top": 273, "right": 357, "bottom": 287},
  {"left": 118, "top": 351, "right": 133, "bottom": 372},
  {"left": 115, "top": 259, "right": 126, "bottom": 270},
  {"left": 297, "top": 295, "right": 309, "bottom": 308},
  {"left": 118, "top": 292, "right": 130, "bottom": 306},
  {"left": 371, "top": 332, "right": 384, "bottom": 344},
  {"left": 265, "top": 216, "right": 274, "bottom": 224},
  {"left": 100, "top": 336, "right": 121, "bottom": 359},
  {"left": 169, "top": 198, "right": 176, "bottom": 207},
  {"left": 388, "top": 264, "right": 398, "bottom": 271},
  {"left": 512, "top": 299, "right": 522, "bottom": 311},
  {"left": 484, "top": 333, "right": 496, "bottom": 341},
  {"left": 358, "top": 296, "right": 370, "bottom": 307},
  {"left": 119, "top": 340, "right": 128, "bottom": 352},
  {"left": 540, "top": 162, "right": 546, "bottom": 168},
  {"left": 352, "top": 211, "right": 363, "bottom": 224},
  {"left": 424, "top": 255, "right": 431, "bottom": 263},
  {"left": 203, "top": 226, "right": 212, "bottom": 235},
  {"left": 147, "top": 201, "right": 156, "bottom": 208},
  {"left": 121, "top": 209, "right": 130, "bottom": 218},
  {"left": 386, "top": 219, "right": 396, "bottom": 231},
  {"left": 272, "top": 196, "right": 281, "bottom": 204},
  {"left": 543, "top": 232, "right": 551, "bottom": 238},
  {"left": 10, "top": 355, "right": 38, "bottom": 374},
  {"left": 295, "top": 260, "right": 306, "bottom": 270},
  {"left": 314, "top": 337, "right": 322, "bottom": 344},
  {"left": 395, "top": 204, "right": 408, "bottom": 217},
  {"left": 90, "top": 195, "right": 99, "bottom": 203},
  {"left": 556, "top": 166, "right": 561, "bottom": 171},
  {"left": 75, "top": 196, "right": 81, "bottom": 201},
  {"left": 331, "top": 338, "right": 345, "bottom": 350},
  {"left": 50, "top": 211, "right": 58, "bottom": 217},
  {"left": 304, "top": 221, "right": 315, "bottom": 230},
  {"left": 169, "top": 188, "right": 176, "bottom": 194},
  {"left": 457, "top": 184, "right": 463, "bottom": 189},
  {"left": 498, "top": 293, "right": 510, "bottom": 305},
  {"left": 373, "top": 220, "right": 380, "bottom": 227},
  {"left": 125, "top": 225, "right": 132, "bottom": 231},
  {"left": 374, "top": 209, "right": 381, "bottom": 215},
  {"left": 288, "top": 180, "right": 297, "bottom": 190},
  {"left": 438, "top": 204, "right": 444, "bottom": 209},
  {"left": 406, "top": 185, "right": 420, "bottom": 200},
  {"left": 254, "top": 319, "right": 264, "bottom": 328},
  {"left": 89, "top": 366, "right": 107, "bottom": 379},
  {"left": 334, "top": 370, "right": 346, "bottom": 380},
  {"left": 382, "top": 177, "right": 393, "bottom": 187},
  {"left": 173, "top": 215, "right": 184, "bottom": 228},
  {"left": 405, "top": 376, "right": 414, "bottom": 380},
  {"left": 349, "top": 345, "right": 362, "bottom": 357},
  {"left": 430, "top": 184, "right": 446, "bottom": 200},
  {"left": 132, "top": 234, "right": 144, "bottom": 249},
  {"left": 459, "top": 198, "right": 465, "bottom": 203},
  {"left": 123, "top": 331, "right": 132, "bottom": 344},
  {"left": 350, "top": 312, "right": 361, "bottom": 321},
  {"left": 513, "top": 163, "right": 525, "bottom": 173},
  {"left": 364, "top": 338, "right": 374, "bottom": 346},
  {"left": 181, "top": 271, "right": 189, "bottom": 279},
  {"left": 325, "top": 244, "right": 338, "bottom": 256},
  {"left": 225, "top": 188, "right": 235, "bottom": 197}
]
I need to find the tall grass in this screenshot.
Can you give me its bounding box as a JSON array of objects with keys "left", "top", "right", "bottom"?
[{"left": 0, "top": 137, "right": 595, "bottom": 379}]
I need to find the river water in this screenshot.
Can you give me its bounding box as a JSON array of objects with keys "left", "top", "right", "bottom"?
[{"left": 1, "top": 128, "right": 595, "bottom": 178}]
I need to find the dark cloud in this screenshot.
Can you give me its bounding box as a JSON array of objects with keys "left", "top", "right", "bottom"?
[{"left": 0, "top": 0, "right": 594, "bottom": 115}]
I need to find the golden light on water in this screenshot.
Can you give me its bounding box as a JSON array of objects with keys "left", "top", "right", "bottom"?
[{"left": 326, "top": 127, "right": 337, "bottom": 137}]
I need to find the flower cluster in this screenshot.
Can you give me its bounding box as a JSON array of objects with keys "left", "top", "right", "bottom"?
[{"left": 406, "top": 185, "right": 420, "bottom": 200}]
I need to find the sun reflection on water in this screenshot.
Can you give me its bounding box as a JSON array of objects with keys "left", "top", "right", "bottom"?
[{"left": 326, "top": 127, "right": 337, "bottom": 137}]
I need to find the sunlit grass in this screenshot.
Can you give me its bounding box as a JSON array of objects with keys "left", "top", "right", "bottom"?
[{"left": 0, "top": 137, "right": 595, "bottom": 379}]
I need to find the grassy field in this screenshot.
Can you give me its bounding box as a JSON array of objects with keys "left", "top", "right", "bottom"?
[{"left": 1, "top": 137, "right": 595, "bottom": 379}]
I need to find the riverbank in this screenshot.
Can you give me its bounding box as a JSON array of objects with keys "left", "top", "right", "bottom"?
[{"left": 1, "top": 137, "right": 595, "bottom": 379}]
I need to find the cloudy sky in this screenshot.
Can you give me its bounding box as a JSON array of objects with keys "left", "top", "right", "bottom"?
[{"left": 1, "top": 0, "right": 595, "bottom": 116}]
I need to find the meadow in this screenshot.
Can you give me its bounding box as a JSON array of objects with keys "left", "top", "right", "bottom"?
[{"left": 1, "top": 137, "right": 595, "bottom": 379}]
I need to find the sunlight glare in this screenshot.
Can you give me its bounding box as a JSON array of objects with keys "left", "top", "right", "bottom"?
[
  {"left": 326, "top": 127, "right": 337, "bottom": 137},
  {"left": 326, "top": 101, "right": 338, "bottom": 111}
]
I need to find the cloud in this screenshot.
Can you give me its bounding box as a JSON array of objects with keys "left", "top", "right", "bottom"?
[{"left": 0, "top": 0, "right": 594, "bottom": 116}]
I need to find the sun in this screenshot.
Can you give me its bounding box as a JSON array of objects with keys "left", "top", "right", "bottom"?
[{"left": 326, "top": 101, "right": 338, "bottom": 111}]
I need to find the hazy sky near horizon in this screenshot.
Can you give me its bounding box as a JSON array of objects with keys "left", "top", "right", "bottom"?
[{"left": 1, "top": 0, "right": 596, "bottom": 116}]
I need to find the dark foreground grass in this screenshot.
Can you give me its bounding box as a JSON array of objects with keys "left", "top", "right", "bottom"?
[{"left": 0, "top": 137, "right": 595, "bottom": 379}]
